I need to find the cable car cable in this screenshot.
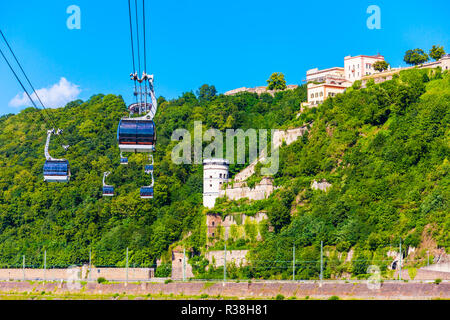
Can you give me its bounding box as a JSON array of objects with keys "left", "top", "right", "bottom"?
[
  {"left": 0, "top": 30, "right": 60, "bottom": 132},
  {"left": 142, "top": 0, "right": 148, "bottom": 112},
  {"left": 0, "top": 47, "right": 50, "bottom": 129},
  {"left": 0, "top": 30, "right": 67, "bottom": 148},
  {"left": 134, "top": 0, "right": 142, "bottom": 107},
  {"left": 127, "top": 0, "right": 138, "bottom": 106}
]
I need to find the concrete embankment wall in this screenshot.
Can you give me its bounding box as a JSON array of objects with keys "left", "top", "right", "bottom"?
[
  {"left": 0, "top": 267, "right": 153, "bottom": 281},
  {"left": 395, "top": 268, "right": 450, "bottom": 281},
  {"left": 0, "top": 281, "right": 448, "bottom": 299}
]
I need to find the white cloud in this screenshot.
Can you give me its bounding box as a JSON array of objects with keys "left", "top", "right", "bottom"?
[{"left": 9, "top": 77, "right": 81, "bottom": 109}]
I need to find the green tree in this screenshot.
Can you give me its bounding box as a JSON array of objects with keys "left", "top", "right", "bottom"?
[
  {"left": 403, "top": 49, "right": 429, "bottom": 66},
  {"left": 197, "top": 84, "right": 217, "bottom": 102},
  {"left": 267, "top": 72, "right": 287, "bottom": 91},
  {"left": 372, "top": 60, "right": 389, "bottom": 72},
  {"left": 429, "top": 45, "right": 445, "bottom": 61}
]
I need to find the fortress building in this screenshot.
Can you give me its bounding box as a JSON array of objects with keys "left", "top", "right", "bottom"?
[
  {"left": 304, "top": 54, "right": 385, "bottom": 107},
  {"left": 203, "top": 158, "right": 229, "bottom": 208},
  {"left": 304, "top": 53, "right": 450, "bottom": 109}
]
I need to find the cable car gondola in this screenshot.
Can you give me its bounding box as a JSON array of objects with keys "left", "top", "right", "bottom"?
[
  {"left": 144, "top": 154, "right": 154, "bottom": 174},
  {"left": 140, "top": 154, "right": 154, "bottom": 199},
  {"left": 117, "top": 73, "right": 157, "bottom": 153},
  {"left": 120, "top": 152, "right": 128, "bottom": 165},
  {"left": 117, "top": 117, "right": 156, "bottom": 153},
  {"left": 102, "top": 171, "right": 114, "bottom": 197},
  {"left": 140, "top": 186, "right": 154, "bottom": 199},
  {"left": 43, "top": 129, "right": 70, "bottom": 182}
]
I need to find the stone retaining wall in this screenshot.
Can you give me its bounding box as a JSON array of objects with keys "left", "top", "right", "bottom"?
[
  {"left": 0, "top": 281, "right": 448, "bottom": 299},
  {"left": 0, "top": 267, "right": 154, "bottom": 281}
]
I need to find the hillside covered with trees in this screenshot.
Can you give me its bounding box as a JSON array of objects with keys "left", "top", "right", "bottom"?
[
  {"left": 0, "top": 82, "right": 305, "bottom": 268},
  {"left": 0, "top": 68, "right": 448, "bottom": 280}
]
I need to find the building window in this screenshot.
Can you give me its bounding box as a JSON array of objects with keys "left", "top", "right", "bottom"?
[
  {"left": 210, "top": 184, "right": 212, "bottom": 187},
  {"left": 219, "top": 173, "right": 222, "bottom": 178},
  {"left": 212, "top": 221, "right": 215, "bottom": 226},
  {"left": 210, "top": 175, "right": 212, "bottom": 178},
  {"left": 315, "top": 92, "right": 318, "bottom": 98},
  {"left": 319, "top": 91, "right": 323, "bottom": 97},
  {"left": 311, "top": 93, "right": 314, "bottom": 98}
]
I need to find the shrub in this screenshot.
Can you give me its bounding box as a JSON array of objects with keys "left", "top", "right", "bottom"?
[
  {"left": 97, "top": 277, "right": 107, "bottom": 284},
  {"left": 434, "top": 279, "right": 442, "bottom": 285},
  {"left": 275, "top": 294, "right": 285, "bottom": 300},
  {"left": 164, "top": 279, "right": 173, "bottom": 284},
  {"left": 328, "top": 295, "right": 340, "bottom": 300}
]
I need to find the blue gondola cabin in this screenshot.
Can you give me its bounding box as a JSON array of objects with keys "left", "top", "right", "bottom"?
[
  {"left": 102, "top": 186, "right": 114, "bottom": 197},
  {"left": 117, "top": 119, "right": 156, "bottom": 153},
  {"left": 43, "top": 160, "right": 70, "bottom": 182},
  {"left": 140, "top": 186, "right": 154, "bottom": 199}
]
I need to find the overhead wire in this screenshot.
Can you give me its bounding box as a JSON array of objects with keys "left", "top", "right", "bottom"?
[
  {"left": 142, "top": 0, "right": 148, "bottom": 112},
  {"left": 0, "top": 47, "right": 50, "bottom": 131},
  {"left": 0, "top": 30, "right": 67, "bottom": 148},
  {"left": 128, "top": 0, "right": 138, "bottom": 106},
  {"left": 134, "top": 0, "right": 143, "bottom": 109}
]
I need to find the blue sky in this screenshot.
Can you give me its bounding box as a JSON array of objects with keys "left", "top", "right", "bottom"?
[{"left": 0, "top": 0, "right": 448, "bottom": 115}]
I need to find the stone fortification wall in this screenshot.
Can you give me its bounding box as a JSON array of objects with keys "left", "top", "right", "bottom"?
[
  {"left": 234, "top": 125, "right": 309, "bottom": 182},
  {"left": 219, "top": 177, "right": 275, "bottom": 201},
  {"left": 205, "top": 250, "right": 249, "bottom": 267}
]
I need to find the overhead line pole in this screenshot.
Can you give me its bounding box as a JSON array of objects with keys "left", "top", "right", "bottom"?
[{"left": 292, "top": 245, "right": 296, "bottom": 281}]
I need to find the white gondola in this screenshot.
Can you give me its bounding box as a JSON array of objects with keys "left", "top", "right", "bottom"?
[
  {"left": 43, "top": 129, "right": 70, "bottom": 182},
  {"left": 102, "top": 171, "right": 114, "bottom": 197}
]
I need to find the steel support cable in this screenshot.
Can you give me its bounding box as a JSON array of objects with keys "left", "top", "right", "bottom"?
[
  {"left": 142, "top": 0, "right": 148, "bottom": 112},
  {"left": 134, "top": 0, "right": 143, "bottom": 109},
  {"left": 128, "top": 0, "right": 138, "bottom": 106},
  {"left": 142, "top": 0, "right": 147, "bottom": 73},
  {"left": 0, "top": 31, "right": 59, "bottom": 130},
  {"left": 0, "top": 30, "right": 67, "bottom": 147},
  {"left": 0, "top": 47, "right": 52, "bottom": 131}
]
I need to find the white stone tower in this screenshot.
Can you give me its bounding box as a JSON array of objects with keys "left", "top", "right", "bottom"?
[{"left": 203, "top": 158, "right": 229, "bottom": 208}]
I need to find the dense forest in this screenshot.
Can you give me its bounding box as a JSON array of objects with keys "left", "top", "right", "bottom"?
[
  {"left": 0, "top": 68, "right": 448, "bottom": 280},
  {"left": 0, "top": 80, "right": 305, "bottom": 268}
]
